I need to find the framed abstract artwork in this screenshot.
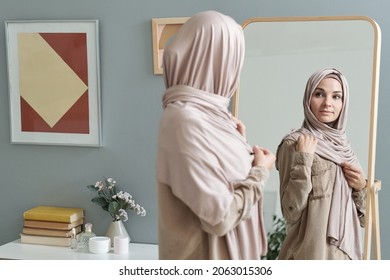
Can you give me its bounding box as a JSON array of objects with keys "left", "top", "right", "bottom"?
[
  {"left": 4, "top": 20, "right": 102, "bottom": 146},
  {"left": 151, "top": 17, "right": 189, "bottom": 74}
]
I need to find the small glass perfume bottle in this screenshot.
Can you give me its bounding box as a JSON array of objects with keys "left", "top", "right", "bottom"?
[
  {"left": 77, "top": 223, "right": 96, "bottom": 249},
  {"left": 69, "top": 227, "right": 78, "bottom": 249}
]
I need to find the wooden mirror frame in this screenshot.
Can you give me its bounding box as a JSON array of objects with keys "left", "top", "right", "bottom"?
[{"left": 232, "top": 16, "right": 381, "bottom": 259}]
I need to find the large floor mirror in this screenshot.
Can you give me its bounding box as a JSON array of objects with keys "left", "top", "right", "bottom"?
[{"left": 233, "top": 16, "right": 381, "bottom": 259}]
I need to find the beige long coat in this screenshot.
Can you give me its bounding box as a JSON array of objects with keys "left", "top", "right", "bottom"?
[{"left": 158, "top": 166, "right": 269, "bottom": 260}]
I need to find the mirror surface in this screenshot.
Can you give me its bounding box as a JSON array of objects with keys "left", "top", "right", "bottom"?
[{"left": 233, "top": 16, "right": 381, "bottom": 257}]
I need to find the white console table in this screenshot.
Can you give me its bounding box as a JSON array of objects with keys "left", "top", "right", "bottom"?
[{"left": 0, "top": 239, "right": 158, "bottom": 260}]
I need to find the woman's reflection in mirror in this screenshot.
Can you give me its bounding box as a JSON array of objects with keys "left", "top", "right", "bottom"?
[{"left": 276, "top": 68, "right": 367, "bottom": 260}]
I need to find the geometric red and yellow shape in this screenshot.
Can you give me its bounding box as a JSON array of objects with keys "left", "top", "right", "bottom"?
[{"left": 18, "top": 32, "right": 89, "bottom": 133}]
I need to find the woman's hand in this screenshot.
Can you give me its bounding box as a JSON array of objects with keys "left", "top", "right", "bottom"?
[
  {"left": 296, "top": 134, "right": 318, "bottom": 154},
  {"left": 252, "top": 145, "right": 276, "bottom": 171},
  {"left": 341, "top": 162, "right": 367, "bottom": 191},
  {"left": 232, "top": 117, "right": 246, "bottom": 139}
]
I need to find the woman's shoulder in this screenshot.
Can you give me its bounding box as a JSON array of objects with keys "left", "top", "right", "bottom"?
[
  {"left": 276, "top": 138, "right": 296, "bottom": 169},
  {"left": 163, "top": 102, "right": 206, "bottom": 127},
  {"left": 278, "top": 138, "right": 297, "bottom": 151}
]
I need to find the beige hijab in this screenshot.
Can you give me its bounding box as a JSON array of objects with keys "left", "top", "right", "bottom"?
[
  {"left": 157, "top": 10, "right": 267, "bottom": 259},
  {"left": 278, "top": 68, "right": 362, "bottom": 259}
]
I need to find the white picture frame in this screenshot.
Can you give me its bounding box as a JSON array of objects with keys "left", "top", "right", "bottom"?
[{"left": 5, "top": 20, "right": 102, "bottom": 147}]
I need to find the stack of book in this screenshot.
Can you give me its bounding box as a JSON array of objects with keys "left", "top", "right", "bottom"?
[{"left": 20, "top": 205, "right": 84, "bottom": 247}]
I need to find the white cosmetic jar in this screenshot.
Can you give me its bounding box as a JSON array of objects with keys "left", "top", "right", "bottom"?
[{"left": 88, "top": 236, "right": 111, "bottom": 254}]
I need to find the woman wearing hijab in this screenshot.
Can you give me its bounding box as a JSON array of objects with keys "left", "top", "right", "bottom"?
[
  {"left": 156, "top": 10, "right": 275, "bottom": 260},
  {"left": 276, "top": 68, "right": 367, "bottom": 260}
]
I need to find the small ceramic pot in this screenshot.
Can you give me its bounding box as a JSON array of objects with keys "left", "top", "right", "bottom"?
[{"left": 88, "top": 236, "right": 111, "bottom": 254}]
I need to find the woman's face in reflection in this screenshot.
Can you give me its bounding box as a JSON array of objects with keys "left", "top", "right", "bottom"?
[{"left": 310, "top": 78, "right": 343, "bottom": 124}]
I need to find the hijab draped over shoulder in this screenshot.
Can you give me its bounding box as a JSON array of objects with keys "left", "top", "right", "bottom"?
[
  {"left": 277, "top": 68, "right": 362, "bottom": 259},
  {"left": 156, "top": 10, "right": 267, "bottom": 259}
]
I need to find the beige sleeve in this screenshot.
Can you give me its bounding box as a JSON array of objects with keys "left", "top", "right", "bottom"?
[
  {"left": 352, "top": 187, "right": 367, "bottom": 227},
  {"left": 277, "top": 139, "right": 314, "bottom": 224},
  {"left": 200, "top": 166, "right": 269, "bottom": 236}
]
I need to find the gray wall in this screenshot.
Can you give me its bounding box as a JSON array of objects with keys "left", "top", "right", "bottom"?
[{"left": 0, "top": 0, "right": 389, "bottom": 259}]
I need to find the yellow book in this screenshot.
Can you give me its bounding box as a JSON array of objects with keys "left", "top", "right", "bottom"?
[
  {"left": 23, "top": 206, "right": 84, "bottom": 223},
  {"left": 20, "top": 233, "right": 80, "bottom": 247},
  {"left": 24, "top": 218, "right": 84, "bottom": 230},
  {"left": 22, "top": 225, "right": 82, "bottom": 237}
]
